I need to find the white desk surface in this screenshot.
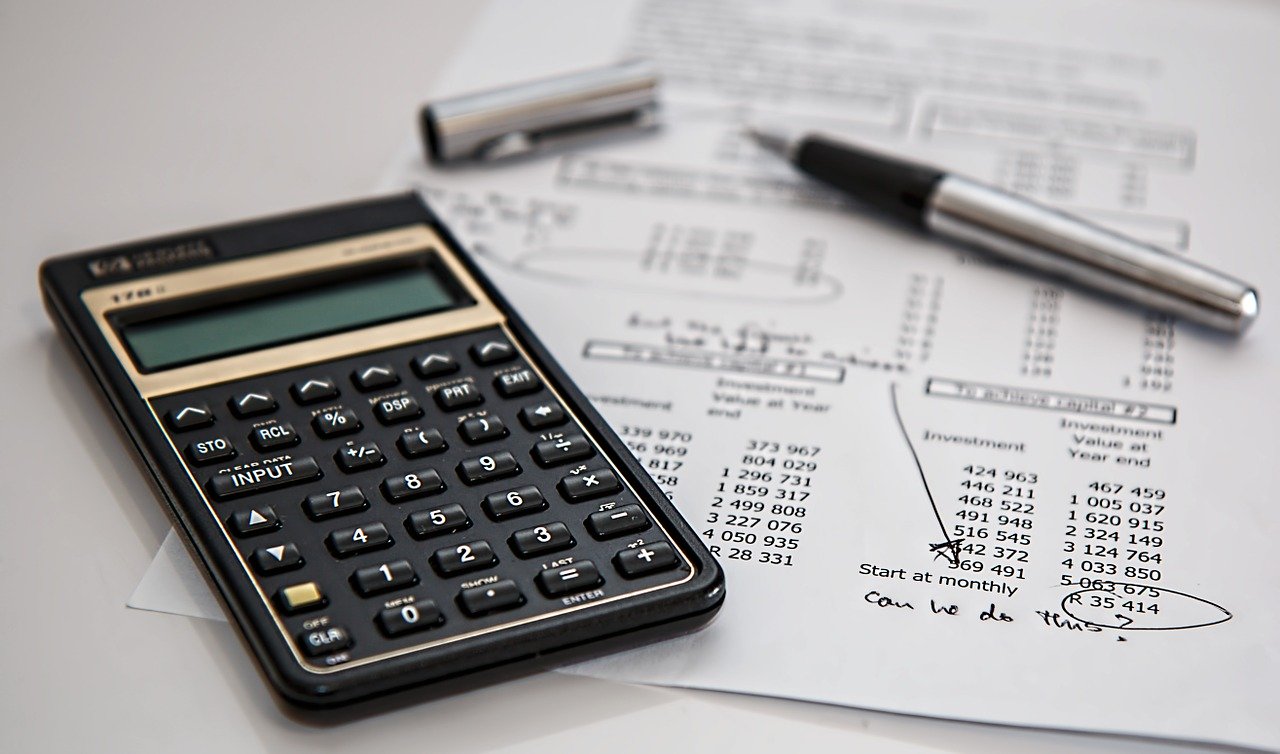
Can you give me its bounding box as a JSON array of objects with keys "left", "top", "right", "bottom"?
[{"left": 0, "top": 3, "right": 1234, "bottom": 752}]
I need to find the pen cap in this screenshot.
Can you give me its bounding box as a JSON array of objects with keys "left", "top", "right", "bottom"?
[{"left": 421, "top": 59, "right": 660, "bottom": 164}]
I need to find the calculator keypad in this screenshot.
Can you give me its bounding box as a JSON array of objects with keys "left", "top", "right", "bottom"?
[{"left": 151, "top": 326, "right": 693, "bottom": 669}]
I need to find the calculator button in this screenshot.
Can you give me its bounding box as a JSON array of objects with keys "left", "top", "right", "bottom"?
[
  {"left": 557, "top": 468, "right": 621, "bottom": 502},
  {"left": 587, "top": 505, "right": 651, "bottom": 539},
  {"left": 470, "top": 340, "right": 516, "bottom": 365},
  {"left": 458, "top": 580, "right": 524, "bottom": 617},
  {"left": 352, "top": 364, "right": 400, "bottom": 391},
  {"left": 434, "top": 382, "right": 483, "bottom": 411},
  {"left": 249, "top": 422, "right": 300, "bottom": 452},
  {"left": 405, "top": 504, "right": 471, "bottom": 539},
  {"left": 207, "top": 456, "right": 322, "bottom": 500},
  {"left": 614, "top": 542, "right": 679, "bottom": 579},
  {"left": 186, "top": 436, "right": 237, "bottom": 466},
  {"left": 509, "top": 522, "right": 575, "bottom": 558},
  {"left": 298, "top": 626, "right": 351, "bottom": 657},
  {"left": 494, "top": 369, "right": 541, "bottom": 397},
  {"left": 430, "top": 540, "right": 497, "bottom": 576},
  {"left": 519, "top": 402, "right": 567, "bottom": 430},
  {"left": 229, "top": 390, "right": 277, "bottom": 418},
  {"left": 278, "top": 582, "right": 326, "bottom": 613},
  {"left": 457, "top": 451, "right": 520, "bottom": 485},
  {"left": 352, "top": 559, "right": 418, "bottom": 597},
  {"left": 335, "top": 441, "right": 386, "bottom": 473},
  {"left": 303, "top": 486, "right": 368, "bottom": 520},
  {"left": 327, "top": 522, "right": 393, "bottom": 558},
  {"left": 228, "top": 506, "right": 280, "bottom": 537},
  {"left": 397, "top": 428, "right": 447, "bottom": 458},
  {"left": 251, "top": 543, "right": 304, "bottom": 575},
  {"left": 482, "top": 485, "right": 547, "bottom": 520},
  {"left": 381, "top": 469, "right": 446, "bottom": 502},
  {"left": 537, "top": 561, "right": 603, "bottom": 597},
  {"left": 459, "top": 415, "right": 508, "bottom": 444},
  {"left": 166, "top": 404, "right": 214, "bottom": 431},
  {"left": 378, "top": 600, "right": 443, "bottom": 637},
  {"left": 312, "top": 408, "right": 362, "bottom": 438},
  {"left": 291, "top": 377, "right": 339, "bottom": 405},
  {"left": 532, "top": 433, "right": 595, "bottom": 467},
  {"left": 412, "top": 352, "right": 459, "bottom": 379},
  {"left": 374, "top": 395, "right": 423, "bottom": 425}
]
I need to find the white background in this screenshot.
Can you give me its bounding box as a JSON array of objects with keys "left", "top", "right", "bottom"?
[{"left": 0, "top": 2, "right": 1240, "bottom": 751}]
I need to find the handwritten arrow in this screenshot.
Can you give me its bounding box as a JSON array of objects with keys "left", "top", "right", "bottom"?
[{"left": 890, "top": 383, "right": 960, "bottom": 567}]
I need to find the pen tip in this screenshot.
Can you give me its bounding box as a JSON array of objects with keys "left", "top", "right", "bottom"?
[{"left": 742, "top": 124, "right": 796, "bottom": 159}]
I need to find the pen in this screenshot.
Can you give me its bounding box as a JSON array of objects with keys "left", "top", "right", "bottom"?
[{"left": 746, "top": 127, "right": 1259, "bottom": 334}]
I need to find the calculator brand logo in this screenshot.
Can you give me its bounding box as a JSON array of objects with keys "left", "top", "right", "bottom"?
[{"left": 87, "top": 238, "right": 216, "bottom": 279}]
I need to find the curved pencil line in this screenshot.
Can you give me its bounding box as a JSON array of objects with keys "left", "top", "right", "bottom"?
[{"left": 889, "top": 382, "right": 958, "bottom": 566}]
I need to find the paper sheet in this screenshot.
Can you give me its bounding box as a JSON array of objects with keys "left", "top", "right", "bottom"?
[{"left": 134, "top": 0, "right": 1280, "bottom": 748}]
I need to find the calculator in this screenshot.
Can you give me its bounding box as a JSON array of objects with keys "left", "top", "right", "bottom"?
[{"left": 39, "top": 194, "right": 724, "bottom": 706}]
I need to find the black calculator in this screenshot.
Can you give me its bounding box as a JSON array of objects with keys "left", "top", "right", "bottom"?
[{"left": 40, "top": 194, "right": 724, "bottom": 706}]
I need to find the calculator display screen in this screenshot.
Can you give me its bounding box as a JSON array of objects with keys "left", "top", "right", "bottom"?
[{"left": 119, "top": 262, "right": 466, "bottom": 372}]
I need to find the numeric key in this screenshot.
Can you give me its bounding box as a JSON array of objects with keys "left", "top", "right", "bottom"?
[
  {"left": 352, "top": 559, "right": 418, "bottom": 597},
  {"left": 381, "top": 469, "right": 445, "bottom": 502},
  {"left": 303, "top": 486, "right": 368, "bottom": 520},
  {"left": 377, "top": 600, "right": 443, "bottom": 637},
  {"left": 509, "top": 522, "right": 574, "bottom": 558},
  {"left": 430, "top": 540, "right": 497, "bottom": 576},
  {"left": 457, "top": 451, "right": 520, "bottom": 485},
  {"left": 482, "top": 485, "right": 547, "bottom": 520},
  {"left": 327, "top": 522, "right": 393, "bottom": 557},
  {"left": 405, "top": 504, "right": 470, "bottom": 539}
]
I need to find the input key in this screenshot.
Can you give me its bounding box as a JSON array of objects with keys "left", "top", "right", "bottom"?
[{"left": 206, "top": 456, "right": 321, "bottom": 500}]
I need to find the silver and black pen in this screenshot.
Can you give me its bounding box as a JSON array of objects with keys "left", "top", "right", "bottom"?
[{"left": 746, "top": 127, "right": 1258, "bottom": 334}]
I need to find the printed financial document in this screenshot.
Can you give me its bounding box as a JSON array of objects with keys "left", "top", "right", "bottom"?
[
  {"left": 133, "top": 0, "right": 1280, "bottom": 748},
  {"left": 376, "top": 0, "right": 1280, "bottom": 748}
]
